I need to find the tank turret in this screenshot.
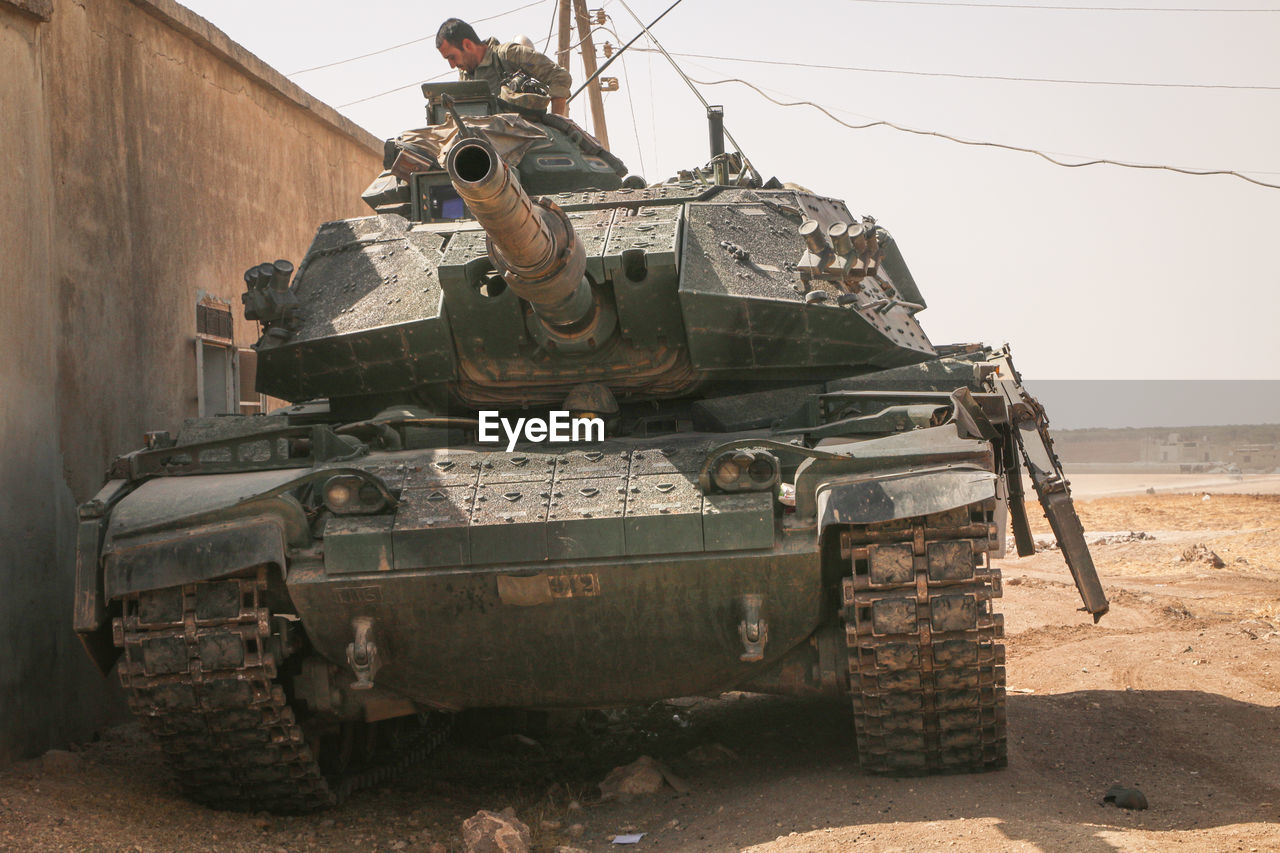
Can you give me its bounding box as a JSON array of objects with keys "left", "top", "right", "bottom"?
[{"left": 246, "top": 84, "right": 942, "bottom": 417}]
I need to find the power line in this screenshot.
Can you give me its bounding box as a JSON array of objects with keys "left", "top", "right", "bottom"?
[
  {"left": 338, "top": 71, "right": 451, "bottom": 109},
  {"left": 563, "top": 23, "right": 614, "bottom": 55},
  {"left": 687, "top": 74, "right": 1280, "bottom": 190},
  {"left": 288, "top": 0, "right": 548, "bottom": 76},
  {"left": 675, "top": 54, "right": 1280, "bottom": 175},
  {"left": 327, "top": 3, "right": 611, "bottom": 108},
  {"left": 646, "top": 46, "right": 659, "bottom": 178},
  {"left": 548, "top": 0, "right": 620, "bottom": 56},
  {"left": 541, "top": 0, "right": 558, "bottom": 52},
  {"left": 636, "top": 49, "right": 1280, "bottom": 92},
  {"left": 618, "top": 50, "right": 648, "bottom": 177},
  {"left": 572, "top": 0, "right": 684, "bottom": 100},
  {"left": 611, "top": 0, "right": 762, "bottom": 182},
  {"left": 844, "top": 0, "right": 1280, "bottom": 12}
]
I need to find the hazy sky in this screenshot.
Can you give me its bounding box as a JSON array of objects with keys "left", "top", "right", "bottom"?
[{"left": 180, "top": 0, "right": 1280, "bottom": 382}]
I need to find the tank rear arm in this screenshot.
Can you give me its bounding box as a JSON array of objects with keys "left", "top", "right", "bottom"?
[{"left": 989, "top": 350, "right": 1109, "bottom": 620}]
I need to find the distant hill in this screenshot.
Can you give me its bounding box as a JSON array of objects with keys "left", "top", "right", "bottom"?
[
  {"left": 1052, "top": 424, "right": 1280, "bottom": 465},
  {"left": 1024, "top": 380, "right": 1280, "bottom": 430}
]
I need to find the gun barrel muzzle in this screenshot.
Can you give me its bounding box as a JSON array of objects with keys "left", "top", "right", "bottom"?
[
  {"left": 446, "top": 136, "right": 592, "bottom": 330},
  {"left": 447, "top": 138, "right": 558, "bottom": 277}
]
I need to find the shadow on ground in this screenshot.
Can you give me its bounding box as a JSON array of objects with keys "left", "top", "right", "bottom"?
[
  {"left": 4, "top": 688, "right": 1276, "bottom": 851},
  {"left": 386, "top": 687, "right": 1280, "bottom": 851}
]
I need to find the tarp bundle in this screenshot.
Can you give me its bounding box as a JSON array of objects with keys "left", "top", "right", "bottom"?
[{"left": 394, "top": 113, "right": 549, "bottom": 172}]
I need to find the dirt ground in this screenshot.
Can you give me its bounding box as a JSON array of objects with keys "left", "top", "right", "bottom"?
[{"left": 3, "top": 483, "right": 1278, "bottom": 852}]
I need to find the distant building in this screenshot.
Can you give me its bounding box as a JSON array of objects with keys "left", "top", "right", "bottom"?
[
  {"left": 1142, "top": 433, "right": 1221, "bottom": 466},
  {"left": 1053, "top": 427, "right": 1280, "bottom": 472},
  {"left": 1229, "top": 444, "right": 1279, "bottom": 472}
]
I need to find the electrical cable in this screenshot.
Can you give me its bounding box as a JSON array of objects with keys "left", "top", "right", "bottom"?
[
  {"left": 338, "top": 71, "right": 451, "bottom": 109},
  {"left": 687, "top": 73, "right": 1280, "bottom": 190},
  {"left": 843, "top": 0, "right": 1280, "bottom": 11},
  {"left": 563, "top": 23, "right": 614, "bottom": 55},
  {"left": 570, "top": 0, "right": 685, "bottom": 100},
  {"left": 553, "top": 0, "right": 620, "bottom": 57},
  {"left": 610, "top": 0, "right": 760, "bottom": 182},
  {"left": 288, "top": 0, "right": 548, "bottom": 76},
  {"left": 541, "top": 0, "right": 558, "bottom": 52},
  {"left": 634, "top": 49, "right": 1280, "bottom": 92},
  {"left": 618, "top": 50, "right": 648, "bottom": 176},
  {"left": 678, "top": 50, "right": 1280, "bottom": 177},
  {"left": 647, "top": 49, "right": 659, "bottom": 175},
  {"left": 334, "top": 5, "right": 606, "bottom": 108}
]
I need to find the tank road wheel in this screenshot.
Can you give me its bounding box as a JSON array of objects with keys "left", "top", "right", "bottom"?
[
  {"left": 839, "top": 504, "right": 1007, "bottom": 774},
  {"left": 112, "top": 567, "right": 449, "bottom": 812}
]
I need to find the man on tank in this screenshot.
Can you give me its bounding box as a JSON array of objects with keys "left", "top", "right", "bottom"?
[{"left": 436, "top": 18, "right": 571, "bottom": 116}]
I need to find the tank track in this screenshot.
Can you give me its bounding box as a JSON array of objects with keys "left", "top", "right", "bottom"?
[
  {"left": 840, "top": 505, "right": 1007, "bottom": 774},
  {"left": 113, "top": 568, "right": 449, "bottom": 812}
]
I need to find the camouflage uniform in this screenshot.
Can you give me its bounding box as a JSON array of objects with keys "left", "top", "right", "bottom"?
[{"left": 460, "top": 38, "right": 572, "bottom": 111}]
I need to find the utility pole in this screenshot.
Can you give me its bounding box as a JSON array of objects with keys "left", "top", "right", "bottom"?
[
  {"left": 570, "top": 0, "right": 610, "bottom": 149},
  {"left": 556, "top": 0, "right": 571, "bottom": 73}
]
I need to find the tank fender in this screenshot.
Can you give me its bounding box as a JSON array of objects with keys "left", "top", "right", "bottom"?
[
  {"left": 103, "top": 511, "right": 299, "bottom": 600},
  {"left": 792, "top": 424, "right": 995, "bottom": 519},
  {"left": 814, "top": 465, "right": 997, "bottom": 535},
  {"left": 99, "top": 468, "right": 315, "bottom": 600},
  {"left": 74, "top": 478, "right": 132, "bottom": 675}
]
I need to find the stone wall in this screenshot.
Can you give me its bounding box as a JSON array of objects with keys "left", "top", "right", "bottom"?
[{"left": 0, "top": 0, "right": 382, "bottom": 763}]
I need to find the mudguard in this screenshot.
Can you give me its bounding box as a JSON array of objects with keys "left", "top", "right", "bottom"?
[
  {"left": 74, "top": 479, "right": 131, "bottom": 674},
  {"left": 98, "top": 468, "right": 312, "bottom": 600},
  {"left": 791, "top": 424, "right": 995, "bottom": 521},
  {"left": 815, "top": 465, "right": 997, "bottom": 534},
  {"left": 104, "top": 513, "right": 296, "bottom": 599}
]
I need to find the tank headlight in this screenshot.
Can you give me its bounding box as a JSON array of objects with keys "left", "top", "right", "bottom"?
[
  {"left": 327, "top": 481, "right": 353, "bottom": 508},
  {"left": 323, "top": 475, "right": 388, "bottom": 515},
  {"left": 710, "top": 450, "right": 780, "bottom": 492}
]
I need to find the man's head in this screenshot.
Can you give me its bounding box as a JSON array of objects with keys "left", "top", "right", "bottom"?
[{"left": 436, "top": 19, "right": 486, "bottom": 72}]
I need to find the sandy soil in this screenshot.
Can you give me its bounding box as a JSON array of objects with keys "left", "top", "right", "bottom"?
[
  {"left": 2, "top": 488, "right": 1278, "bottom": 852},
  {"left": 1048, "top": 471, "right": 1280, "bottom": 500}
]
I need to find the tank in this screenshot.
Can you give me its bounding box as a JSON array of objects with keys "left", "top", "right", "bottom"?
[{"left": 74, "top": 82, "right": 1108, "bottom": 812}]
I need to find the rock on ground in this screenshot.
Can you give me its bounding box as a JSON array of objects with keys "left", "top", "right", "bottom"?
[
  {"left": 461, "top": 809, "right": 531, "bottom": 853},
  {"left": 38, "top": 750, "right": 82, "bottom": 775},
  {"left": 598, "top": 755, "right": 689, "bottom": 802}
]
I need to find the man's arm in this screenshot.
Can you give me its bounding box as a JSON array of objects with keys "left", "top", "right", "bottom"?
[{"left": 501, "top": 42, "right": 573, "bottom": 107}]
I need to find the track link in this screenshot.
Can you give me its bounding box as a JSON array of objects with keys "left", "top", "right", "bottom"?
[
  {"left": 840, "top": 504, "right": 1007, "bottom": 774},
  {"left": 114, "top": 568, "right": 448, "bottom": 812}
]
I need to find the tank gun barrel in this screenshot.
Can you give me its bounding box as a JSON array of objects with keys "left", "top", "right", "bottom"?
[{"left": 446, "top": 136, "right": 592, "bottom": 330}]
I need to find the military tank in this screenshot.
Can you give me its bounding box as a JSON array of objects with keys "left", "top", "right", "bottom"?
[{"left": 74, "top": 81, "right": 1108, "bottom": 812}]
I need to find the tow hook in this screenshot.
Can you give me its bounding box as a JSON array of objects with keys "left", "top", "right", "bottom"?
[
  {"left": 346, "top": 616, "right": 380, "bottom": 690},
  {"left": 738, "top": 594, "right": 769, "bottom": 662}
]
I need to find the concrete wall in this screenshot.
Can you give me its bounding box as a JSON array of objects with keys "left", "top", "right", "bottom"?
[{"left": 0, "top": 0, "right": 382, "bottom": 763}]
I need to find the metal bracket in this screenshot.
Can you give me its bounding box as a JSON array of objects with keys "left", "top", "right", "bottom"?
[
  {"left": 737, "top": 594, "right": 769, "bottom": 662},
  {"left": 346, "top": 616, "right": 381, "bottom": 690},
  {"left": 440, "top": 93, "right": 481, "bottom": 141}
]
